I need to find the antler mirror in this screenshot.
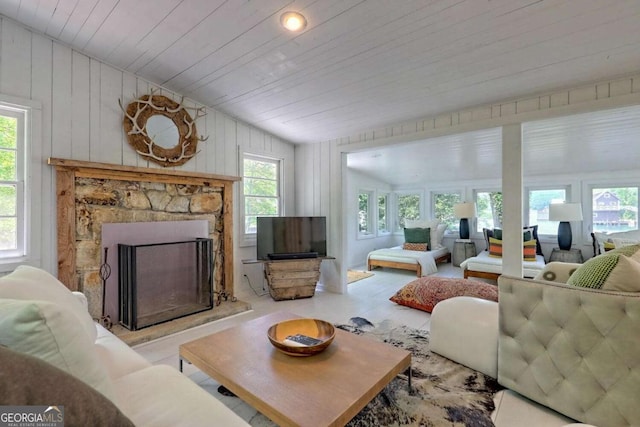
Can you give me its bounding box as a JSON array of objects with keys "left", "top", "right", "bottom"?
[{"left": 120, "top": 94, "right": 207, "bottom": 167}]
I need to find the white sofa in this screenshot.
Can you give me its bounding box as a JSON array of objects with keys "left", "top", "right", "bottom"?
[
  {"left": 0, "top": 265, "right": 249, "bottom": 427},
  {"left": 430, "top": 264, "right": 639, "bottom": 427}
]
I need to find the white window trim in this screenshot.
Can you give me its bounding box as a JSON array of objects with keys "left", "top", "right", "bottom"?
[
  {"left": 430, "top": 189, "right": 463, "bottom": 236},
  {"left": 394, "top": 189, "right": 424, "bottom": 233},
  {"left": 586, "top": 182, "right": 639, "bottom": 235},
  {"left": 240, "top": 152, "right": 283, "bottom": 247},
  {"left": 525, "top": 184, "right": 571, "bottom": 242},
  {"left": 0, "top": 94, "right": 42, "bottom": 272}
]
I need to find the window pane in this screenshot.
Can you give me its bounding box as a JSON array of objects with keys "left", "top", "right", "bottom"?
[
  {"left": 358, "top": 192, "right": 370, "bottom": 233},
  {"left": 592, "top": 187, "right": 638, "bottom": 232},
  {"left": 245, "top": 215, "right": 258, "bottom": 234},
  {"left": 398, "top": 194, "right": 420, "bottom": 229},
  {"left": 245, "top": 197, "right": 278, "bottom": 216},
  {"left": 0, "top": 115, "right": 17, "bottom": 149},
  {"left": 433, "top": 193, "right": 461, "bottom": 231},
  {"left": 378, "top": 194, "right": 388, "bottom": 232},
  {"left": 0, "top": 149, "right": 16, "bottom": 181},
  {"left": 529, "top": 189, "right": 566, "bottom": 234},
  {"left": 0, "top": 217, "right": 17, "bottom": 250},
  {"left": 476, "top": 191, "right": 503, "bottom": 231},
  {"left": 244, "top": 177, "right": 277, "bottom": 197},
  {"left": 0, "top": 185, "right": 16, "bottom": 215},
  {"left": 244, "top": 159, "right": 277, "bottom": 179}
]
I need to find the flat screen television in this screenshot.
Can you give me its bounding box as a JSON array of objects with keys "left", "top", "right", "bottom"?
[{"left": 256, "top": 216, "right": 327, "bottom": 260}]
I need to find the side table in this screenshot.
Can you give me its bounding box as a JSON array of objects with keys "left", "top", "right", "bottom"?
[
  {"left": 453, "top": 240, "right": 477, "bottom": 267},
  {"left": 548, "top": 248, "right": 584, "bottom": 263}
]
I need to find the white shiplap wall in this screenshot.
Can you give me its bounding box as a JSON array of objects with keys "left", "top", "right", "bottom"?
[
  {"left": 0, "top": 18, "right": 296, "bottom": 287},
  {"left": 297, "top": 72, "right": 640, "bottom": 293}
]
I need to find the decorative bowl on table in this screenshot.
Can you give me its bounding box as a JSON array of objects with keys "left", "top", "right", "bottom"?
[{"left": 267, "top": 318, "right": 336, "bottom": 356}]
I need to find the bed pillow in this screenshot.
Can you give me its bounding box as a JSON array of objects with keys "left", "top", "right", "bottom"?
[
  {"left": 488, "top": 237, "right": 538, "bottom": 261},
  {"left": 389, "top": 277, "right": 499, "bottom": 313},
  {"left": 483, "top": 228, "right": 494, "bottom": 251},
  {"left": 593, "top": 230, "right": 640, "bottom": 254},
  {"left": 404, "top": 227, "right": 430, "bottom": 246},
  {"left": 492, "top": 228, "right": 532, "bottom": 242},
  {"left": 406, "top": 219, "right": 441, "bottom": 248},
  {"left": 435, "top": 223, "right": 448, "bottom": 249},
  {"left": 402, "top": 242, "right": 428, "bottom": 251},
  {"left": 0, "top": 345, "right": 135, "bottom": 426}
]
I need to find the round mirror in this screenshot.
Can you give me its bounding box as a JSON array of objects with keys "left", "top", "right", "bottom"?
[
  {"left": 146, "top": 115, "right": 179, "bottom": 149},
  {"left": 122, "top": 94, "right": 203, "bottom": 167}
]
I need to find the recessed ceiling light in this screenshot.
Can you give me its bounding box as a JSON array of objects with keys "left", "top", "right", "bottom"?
[{"left": 280, "top": 11, "right": 307, "bottom": 32}]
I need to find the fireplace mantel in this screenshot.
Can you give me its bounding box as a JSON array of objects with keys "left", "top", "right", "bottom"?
[{"left": 49, "top": 157, "right": 240, "bottom": 307}]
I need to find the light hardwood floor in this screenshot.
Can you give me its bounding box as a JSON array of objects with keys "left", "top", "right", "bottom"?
[{"left": 133, "top": 264, "right": 574, "bottom": 426}]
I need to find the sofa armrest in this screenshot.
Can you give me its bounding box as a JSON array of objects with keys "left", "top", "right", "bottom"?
[
  {"left": 71, "top": 291, "right": 89, "bottom": 311},
  {"left": 533, "top": 262, "right": 582, "bottom": 283},
  {"left": 430, "top": 296, "right": 498, "bottom": 378}
]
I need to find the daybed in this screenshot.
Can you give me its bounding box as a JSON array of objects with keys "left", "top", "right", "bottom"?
[
  {"left": 367, "top": 245, "right": 451, "bottom": 277},
  {"left": 431, "top": 257, "right": 640, "bottom": 427},
  {"left": 0, "top": 266, "right": 250, "bottom": 427},
  {"left": 460, "top": 250, "right": 546, "bottom": 280},
  {"left": 367, "top": 218, "right": 451, "bottom": 277},
  {"left": 460, "top": 225, "right": 545, "bottom": 280}
]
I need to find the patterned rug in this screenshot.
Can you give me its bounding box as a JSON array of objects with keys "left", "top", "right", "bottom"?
[
  {"left": 231, "top": 317, "right": 503, "bottom": 426},
  {"left": 347, "top": 269, "right": 375, "bottom": 284}
]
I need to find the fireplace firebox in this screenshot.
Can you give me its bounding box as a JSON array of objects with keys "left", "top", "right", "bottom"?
[{"left": 118, "top": 238, "right": 214, "bottom": 330}]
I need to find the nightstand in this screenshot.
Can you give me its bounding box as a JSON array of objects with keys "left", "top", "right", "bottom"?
[
  {"left": 453, "top": 240, "right": 477, "bottom": 267},
  {"left": 548, "top": 248, "right": 584, "bottom": 263}
]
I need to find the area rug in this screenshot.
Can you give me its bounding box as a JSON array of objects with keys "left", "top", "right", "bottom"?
[
  {"left": 230, "top": 317, "right": 503, "bottom": 426},
  {"left": 348, "top": 269, "right": 375, "bottom": 284}
]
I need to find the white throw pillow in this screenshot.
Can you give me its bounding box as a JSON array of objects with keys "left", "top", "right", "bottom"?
[
  {"left": 0, "top": 265, "right": 97, "bottom": 342},
  {"left": 0, "top": 299, "right": 114, "bottom": 399}
]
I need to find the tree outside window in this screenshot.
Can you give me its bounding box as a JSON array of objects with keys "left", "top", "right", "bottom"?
[
  {"left": 378, "top": 193, "right": 389, "bottom": 233},
  {"left": 476, "top": 191, "right": 503, "bottom": 231},
  {"left": 397, "top": 193, "right": 420, "bottom": 229},
  {"left": 358, "top": 190, "right": 374, "bottom": 236},
  {"left": 0, "top": 113, "right": 19, "bottom": 252},
  {"left": 433, "top": 192, "right": 461, "bottom": 231},
  {"left": 528, "top": 188, "right": 566, "bottom": 234},
  {"left": 243, "top": 156, "right": 280, "bottom": 234}
]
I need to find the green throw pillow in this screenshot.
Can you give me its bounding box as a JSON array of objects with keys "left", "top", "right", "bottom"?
[
  {"left": 492, "top": 228, "right": 531, "bottom": 242},
  {"left": 404, "top": 227, "right": 431, "bottom": 246},
  {"left": 567, "top": 244, "right": 640, "bottom": 289}
]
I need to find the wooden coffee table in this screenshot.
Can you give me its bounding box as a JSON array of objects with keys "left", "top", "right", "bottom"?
[{"left": 179, "top": 311, "right": 411, "bottom": 427}]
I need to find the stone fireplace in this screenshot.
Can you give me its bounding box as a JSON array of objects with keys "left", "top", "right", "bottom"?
[{"left": 49, "top": 158, "right": 243, "bottom": 335}]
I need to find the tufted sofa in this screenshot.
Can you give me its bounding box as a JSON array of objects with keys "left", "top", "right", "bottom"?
[{"left": 431, "top": 263, "right": 640, "bottom": 427}]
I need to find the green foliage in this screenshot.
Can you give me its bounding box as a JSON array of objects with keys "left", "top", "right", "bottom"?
[
  {"left": 358, "top": 193, "right": 369, "bottom": 232},
  {"left": 243, "top": 158, "right": 279, "bottom": 233},
  {"left": 378, "top": 194, "right": 388, "bottom": 232},
  {"left": 0, "top": 115, "right": 17, "bottom": 149},
  {"left": 0, "top": 218, "right": 16, "bottom": 250},
  {"left": 433, "top": 193, "right": 460, "bottom": 230},
  {"left": 398, "top": 194, "right": 420, "bottom": 228},
  {"left": 0, "top": 149, "right": 16, "bottom": 180},
  {"left": 529, "top": 189, "right": 565, "bottom": 210},
  {"left": 0, "top": 185, "right": 16, "bottom": 215}
]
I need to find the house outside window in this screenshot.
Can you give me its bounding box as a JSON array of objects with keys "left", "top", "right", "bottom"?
[
  {"left": 242, "top": 155, "right": 281, "bottom": 237},
  {"left": 378, "top": 192, "right": 390, "bottom": 234},
  {"left": 432, "top": 191, "right": 461, "bottom": 232},
  {"left": 527, "top": 187, "right": 567, "bottom": 235},
  {"left": 396, "top": 193, "right": 421, "bottom": 230},
  {"left": 476, "top": 190, "right": 502, "bottom": 231},
  {"left": 591, "top": 187, "right": 638, "bottom": 233}
]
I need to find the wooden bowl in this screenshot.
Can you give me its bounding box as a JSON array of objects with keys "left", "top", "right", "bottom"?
[{"left": 267, "top": 318, "right": 335, "bottom": 356}]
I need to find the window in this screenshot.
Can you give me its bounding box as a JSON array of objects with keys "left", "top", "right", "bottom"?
[
  {"left": 242, "top": 155, "right": 280, "bottom": 236},
  {"left": 591, "top": 186, "right": 638, "bottom": 233},
  {"left": 396, "top": 192, "right": 421, "bottom": 230},
  {"left": 0, "top": 106, "right": 26, "bottom": 260},
  {"left": 476, "top": 190, "right": 502, "bottom": 231},
  {"left": 357, "top": 190, "right": 374, "bottom": 237},
  {"left": 432, "top": 191, "right": 461, "bottom": 232},
  {"left": 527, "top": 188, "right": 567, "bottom": 235},
  {"left": 378, "top": 192, "right": 390, "bottom": 234}
]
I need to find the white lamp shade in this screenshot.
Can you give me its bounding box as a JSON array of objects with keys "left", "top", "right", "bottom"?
[
  {"left": 454, "top": 202, "right": 476, "bottom": 219},
  {"left": 549, "top": 203, "right": 583, "bottom": 221}
]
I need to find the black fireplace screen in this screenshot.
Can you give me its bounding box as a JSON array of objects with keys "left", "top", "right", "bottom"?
[{"left": 118, "top": 238, "right": 213, "bottom": 330}]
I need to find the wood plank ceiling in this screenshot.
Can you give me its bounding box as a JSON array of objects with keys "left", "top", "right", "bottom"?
[{"left": 1, "top": 0, "right": 639, "bottom": 146}]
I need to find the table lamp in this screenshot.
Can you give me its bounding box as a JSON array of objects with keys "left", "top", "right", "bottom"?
[
  {"left": 549, "top": 202, "right": 583, "bottom": 250},
  {"left": 454, "top": 202, "right": 476, "bottom": 240}
]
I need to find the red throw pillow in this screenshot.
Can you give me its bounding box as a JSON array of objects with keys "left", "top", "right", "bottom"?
[{"left": 389, "top": 276, "right": 498, "bottom": 313}]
